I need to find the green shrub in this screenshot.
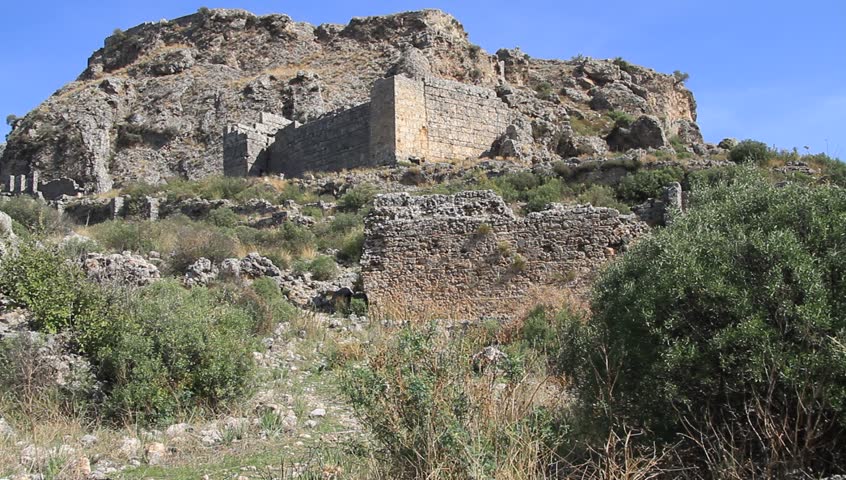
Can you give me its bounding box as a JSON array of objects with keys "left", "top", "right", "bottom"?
[
  {"left": 0, "top": 196, "right": 65, "bottom": 235},
  {"left": 612, "top": 57, "right": 637, "bottom": 74},
  {"left": 337, "top": 230, "right": 365, "bottom": 263},
  {"left": 347, "top": 297, "right": 368, "bottom": 317},
  {"left": 298, "top": 255, "right": 339, "bottom": 281},
  {"left": 95, "top": 280, "right": 257, "bottom": 422},
  {"left": 205, "top": 207, "right": 239, "bottom": 228},
  {"left": 616, "top": 166, "right": 685, "bottom": 204},
  {"left": 228, "top": 277, "right": 298, "bottom": 335},
  {"left": 607, "top": 110, "right": 634, "bottom": 128},
  {"left": 559, "top": 167, "right": 846, "bottom": 475},
  {"left": 278, "top": 222, "right": 317, "bottom": 256},
  {"left": 576, "top": 184, "right": 630, "bottom": 212},
  {"left": 0, "top": 244, "right": 84, "bottom": 333},
  {"left": 337, "top": 184, "right": 378, "bottom": 213},
  {"left": 729, "top": 139, "right": 770, "bottom": 165}
]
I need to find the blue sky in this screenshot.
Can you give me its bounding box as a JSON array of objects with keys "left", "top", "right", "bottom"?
[{"left": 1, "top": 0, "right": 843, "bottom": 157}]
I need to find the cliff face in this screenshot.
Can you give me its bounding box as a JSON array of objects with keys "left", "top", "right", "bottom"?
[{"left": 1, "top": 8, "right": 699, "bottom": 193}]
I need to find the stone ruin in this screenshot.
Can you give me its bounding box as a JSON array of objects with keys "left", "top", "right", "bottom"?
[
  {"left": 1, "top": 170, "right": 83, "bottom": 200},
  {"left": 224, "top": 74, "right": 512, "bottom": 178},
  {"left": 361, "top": 190, "right": 650, "bottom": 320}
]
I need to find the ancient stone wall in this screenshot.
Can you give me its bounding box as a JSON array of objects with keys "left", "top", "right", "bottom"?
[
  {"left": 361, "top": 190, "right": 649, "bottom": 320},
  {"left": 230, "top": 75, "right": 511, "bottom": 177},
  {"left": 223, "top": 112, "right": 290, "bottom": 177},
  {"left": 421, "top": 77, "right": 511, "bottom": 161},
  {"left": 269, "top": 104, "right": 372, "bottom": 177}
]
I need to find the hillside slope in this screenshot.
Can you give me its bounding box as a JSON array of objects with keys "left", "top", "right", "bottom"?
[{"left": 1, "top": 8, "right": 700, "bottom": 193}]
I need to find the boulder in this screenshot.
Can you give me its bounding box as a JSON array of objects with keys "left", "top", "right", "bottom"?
[
  {"left": 183, "top": 257, "right": 219, "bottom": 287},
  {"left": 589, "top": 82, "right": 649, "bottom": 114},
  {"left": 606, "top": 115, "right": 667, "bottom": 151},
  {"left": 718, "top": 137, "right": 739, "bottom": 150},
  {"left": 80, "top": 252, "right": 161, "bottom": 287},
  {"left": 0, "top": 211, "right": 16, "bottom": 241},
  {"left": 284, "top": 71, "right": 325, "bottom": 123},
  {"left": 387, "top": 47, "right": 432, "bottom": 80}
]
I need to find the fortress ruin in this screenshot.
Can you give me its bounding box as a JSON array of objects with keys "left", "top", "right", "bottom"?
[
  {"left": 223, "top": 75, "right": 512, "bottom": 177},
  {"left": 361, "top": 190, "right": 650, "bottom": 320}
]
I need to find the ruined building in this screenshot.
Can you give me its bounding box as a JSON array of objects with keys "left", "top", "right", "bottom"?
[
  {"left": 223, "top": 74, "right": 512, "bottom": 178},
  {"left": 361, "top": 190, "right": 650, "bottom": 320}
]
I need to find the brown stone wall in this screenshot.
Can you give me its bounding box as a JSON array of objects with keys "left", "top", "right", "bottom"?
[
  {"left": 361, "top": 190, "right": 649, "bottom": 320},
  {"left": 422, "top": 78, "right": 511, "bottom": 161}
]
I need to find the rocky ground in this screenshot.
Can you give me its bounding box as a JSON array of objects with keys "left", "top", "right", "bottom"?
[{"left": 0, "top": 293, "right": 372, "bottom": 479}]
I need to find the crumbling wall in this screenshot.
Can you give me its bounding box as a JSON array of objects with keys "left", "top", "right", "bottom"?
[
  {"left": 422, "top": 77, "right": 511, "bottom": 161},
  {"left": 269, "top": 104, "right": 372, "bottom": 177},
  {"left": 361, "top": 190, "right": 649, "bottom": 320},
  {"left": 223, "top": 112, "right": 290, "bottom": 177}
]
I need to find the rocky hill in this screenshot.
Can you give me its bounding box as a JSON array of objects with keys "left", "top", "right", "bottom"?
[{"left": 1, "top": 8, "right": 701, "bottom": 194}]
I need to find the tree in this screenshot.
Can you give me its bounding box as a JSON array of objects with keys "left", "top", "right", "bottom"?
[
  {"left": 729, "top": 139, "right": 770, "bottom": 164},
  {"left": 5, "top": 114, "right": 18, "bottom": 127},
  {"left": 673, "top": 70, "right": 690, "bottom": 84},
  {"left": 559, "top": 167, "right": 846, "bottom": 476}
]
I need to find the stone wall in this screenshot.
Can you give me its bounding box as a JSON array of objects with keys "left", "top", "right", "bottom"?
[
  {"left": 422, "top": 77, "right": 511, "bottom": 161},
  {"left": 361, "top": 190, "right": 649, "bottom": 320},
  {"left": 230, "top": 75, "right": 512, "bottom": 177},
  {"left": 269, "top": 104, "right": 372, "bottom": 177},
  {"left": 223, "top": 112, "right": 290, "bottom": 177}
]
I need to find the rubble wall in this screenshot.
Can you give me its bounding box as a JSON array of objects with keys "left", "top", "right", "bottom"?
[{"left": 361, "top": 190, "right": 649, "bottom": 320}]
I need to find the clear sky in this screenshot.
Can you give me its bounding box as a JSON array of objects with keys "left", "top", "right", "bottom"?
[{"left": 1, "top": 0, "right": 843, "bottom": 157}]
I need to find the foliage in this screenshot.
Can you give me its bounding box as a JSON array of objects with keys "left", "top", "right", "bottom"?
[
  {"left": 559, "top": 167, "right": 846, "bottom": 475},
  {"left": 672, "top": 70, "right": 690, "bottom": 84},
  {"left": 297, "top": 255, "right": 339, "bottom": 281},
  {"left": 337, "top": 184, "right": 378, "bottom": 213},
  {"left": 0, "top": 244, "right": 84, "bottom": 333},
  {"left": 729, "top": 139, "right": 770, "bottom": 165},
  {"left": 612, "top": 57, "right": 637, "bottom": 74},
  {"left": 94, "top": 280, "right": 257, "bottom": 422},
  {"left": 341, "top": 323, "right": 555, "bottom": 478},
  {"left": 0, "top": 196, "right": 65, "bottom": 235},
  {"left": 314, "top": 213, "right": 365, "bottom": 263},
  {"left": 576, "top": 184, "right": 630, "bottom": 212},
  {"left": 205, "top": 207, "right": 239, "bottom": 228},
  {"left": 616, "top": 166, "right": 685, "bottom": 204},
  {"left": 607, "top": 110, "right": 634, "bottom": 128}
]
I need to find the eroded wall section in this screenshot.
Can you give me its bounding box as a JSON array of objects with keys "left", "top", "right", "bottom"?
[{"left": 361, "top": 190, "right": 649, "bottom": 320}]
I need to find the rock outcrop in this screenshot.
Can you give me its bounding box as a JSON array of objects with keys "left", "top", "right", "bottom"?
[
  {"left": 1, "top": 9, "right": 701, "bottom": 192},
  {"left": 80, "top": 252, "right": 161, "bottom": 287}
]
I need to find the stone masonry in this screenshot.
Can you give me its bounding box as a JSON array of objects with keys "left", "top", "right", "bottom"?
[
  {"left": 361, "top": 190, "right": 649, "bottom": 320},
  {"left": 225, "top": 75, "right": 512, "bottom": 177},
  {"left": 223, "top": 112, "right": 291, "bottom": 176}
]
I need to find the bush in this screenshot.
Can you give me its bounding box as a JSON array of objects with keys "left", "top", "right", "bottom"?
[
  {"left": 0, "top": 244, "right": 84, "bottom": 333},
  {"left": 616, "top": 166, "right": 684, "bottom": 204},
  {"left": 729, "top": 139, "right": 770, "bottom": 165},
  {"left": 205, "top": 207, "right": 239, "bottom": 228},
  {"left": 298, "top": 255, "right": 339, "bottom": 281},
  {"left": 228, "top": 277, "right": 298, "bottom": 335},
  {"left": 607, "top": 110, "right": 634, "bottom": 128},
  {"left": 0, "top": 196, "right": 65, "bottom": 235},
  {"left": 95, "top": 280, "right": 257, "bottom": 422},
  {"left": 337, "top": 184, "right": 378, "bottom": 213},
  {"left": 559, "top": 167, "right": 846, "bottom": 475},
  {"left": 576, "top": 184, "right": 630, "bottom": 212}
]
